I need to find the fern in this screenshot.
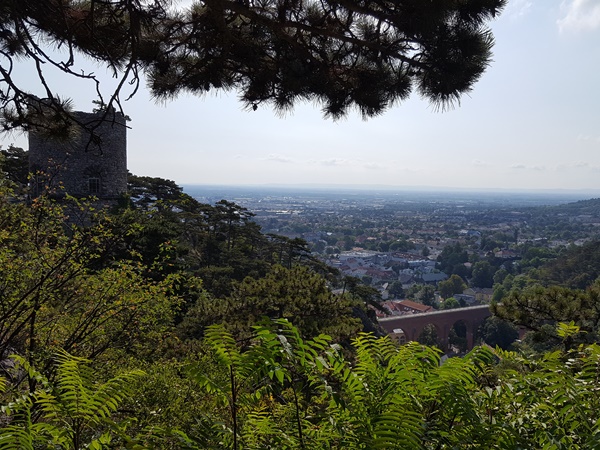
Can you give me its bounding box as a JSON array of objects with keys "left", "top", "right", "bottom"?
[
  {"left": 0, "top": 406, "right": 35, "bottom": 450},
  {"left": 0, "top": 351, "right": 145, "bottom": 450},
  {"left": 180, "top": 320, "right": 600, "bottom": 449}
]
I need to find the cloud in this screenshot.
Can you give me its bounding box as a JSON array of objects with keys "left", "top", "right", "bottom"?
[
  {"left": 571, "top": 161, "right": 590, "bottom": 168},
  {"left": 309, "top": 158, "right": 352, "bottom": 166},
  {"left": 504, "top": 0, "right": 533, "bottom": 19},
  {"left": 363, "top": 162, "right": 386, "bottom": 170},
  {"left": 556, "top": 161, "right": 588, "bottom": 170},
  {"left": 577, "top": 134, "right": 600, "bottom": 143},
  {"left": 306, "top": 158, "right": 389, "bottom": 170},
  {"left": 471, "top": 159, "right": 489, "bottom": 167},
  {"left": 556, "top": 161, "right": 600, "bottom": 172},
  {"left": 558, "top": 0, "right": 600, "bottom": 33},
  {"left": 510, "top": 164, "right": 546, "bottom": 171},
  {"left": 263, "top": 153, "right": 294, "bottom": 163}
]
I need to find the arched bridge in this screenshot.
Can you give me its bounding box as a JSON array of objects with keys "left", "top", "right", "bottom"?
[{"left": 379, "top": 305, "right": 492, "bottom": 351}]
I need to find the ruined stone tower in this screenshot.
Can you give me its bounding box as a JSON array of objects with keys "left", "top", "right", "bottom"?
[{"left": 28, "top": 110, "right": 127, "bottom": 199}]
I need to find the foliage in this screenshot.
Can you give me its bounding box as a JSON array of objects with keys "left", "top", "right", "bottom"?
[
  {"left": 122, "top": 175, "right": 331, "bottom": 298},
  {"left": 448, "top": 321, "right": 468, "bottom": 353},
  {"left": 492, "top": 267, "right": 509, "bottom": 286},
  {"left": 342, "top": 277, "right": 390, "bottom": 327},
  {"left": 118, "top": 352, "right": 212, "bottom": 446},
  {"left": 479, "top": 342, "right": 600, "bottom": 448},
  {"left": 418, "top": 285, "right": 437, "bottom": 309},
  {"left": 183, "top": 319, "right": 499, "bottom": 449},
  {"left": 0, "top": 351, "right": 144, "bottom": 449},
  {"left": 0, "top": 146, "right": 28, "bottom": 186},
  {"left": 128, "top": 174, "right": 186, "bottom": 211},
  {"left": 178, "top": 265, "right": 361, "bottom": 343},
  {"left": 441, "top": 296, "right": 460, "bottom": 310},
  {"left": 471, "top": 260, "right": 496, "bottom": 288},
  {"left": 479, "top": 316, "right": 519, "bottom": 350},
  {"left": 438, "top": 274, "right": 467, "bottom": 299},
  {"left": 436, "top": 242, "right": 470, "bottom": 278},
  {"left": 0, "top": 186, "right": 180, "bottom": 377},
  {"left": 537, "top": 240, "right": 600, "bottom": 289},
  {"left": 406, "top": 284, "right": 437, "bottom": 309},
  {"left": 492, "top": 282, "right": 600, "bottom": 350},
  {"left": 518, "top": 244, "right": 559, "bottom": 273},
  {"left": 155, "top": 0, "right": 502, "bottom": 119},
  {"left": 0, "top": 0, "right": 506, "bottom": 131},
  {"left": 4, "top": 160, "right": 600, "bottom": 448},
  {"left": 151, "top": 322, "right": 600, "bottom": 448},
  {"left": 417, "top": 324, "right": 441, "bottom": 349},
  {"left": 5, "top": 317, "right": 600, "bottom": 449},
  {"left": 182, "top": 319, "right": 335, "bottom": 449},
  {"left": 387, "top": 281, "right": 404, "bottom": 299}
]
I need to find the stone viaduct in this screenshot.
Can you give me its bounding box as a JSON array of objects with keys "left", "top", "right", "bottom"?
[{"left": 379, "top": 305, "right": 492, "bottom": 351}]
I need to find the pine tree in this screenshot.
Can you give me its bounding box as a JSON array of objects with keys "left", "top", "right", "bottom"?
[{"left": 0, "top": 0, "right": 506, "bottom": 133}]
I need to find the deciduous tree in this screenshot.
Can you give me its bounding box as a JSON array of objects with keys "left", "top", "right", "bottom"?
[
  {"left": 388, "top": 280, "right": 404, "bottom": 299},
  {"left": 471, "top": 260, "right": 496, "bottom": 288},
  {"left": 0, "top": 185, "right": 179, "bottom": 379},
  {"left": 479, "top": 316, "right": 518, "bottom": 350},
  {"left": 438, "top": 273, "right": 467, "bottom": 299}
]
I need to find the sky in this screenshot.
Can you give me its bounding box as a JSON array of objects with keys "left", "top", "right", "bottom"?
[{"left": 2, "top": 0, "right": 600, "bottom": 192}]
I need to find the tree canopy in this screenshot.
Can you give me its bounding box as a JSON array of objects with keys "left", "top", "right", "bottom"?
[
  {"left": 1, "top": 0, "right": 506, "bottom": 134},
  {"left": 438, "top": 273, "right": 466, "bottom": 299},
  {"left": 0, "top": 145, "right": 28, "bottom": 185}
]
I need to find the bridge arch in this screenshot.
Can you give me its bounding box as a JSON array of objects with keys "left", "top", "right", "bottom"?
[{"left": 379, "top": 305, "right": 492, "bottom": 352}]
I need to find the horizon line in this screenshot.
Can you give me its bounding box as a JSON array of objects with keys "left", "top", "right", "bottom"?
[{"left": 179, "top": 183, "right": 600, "bottom": 195}]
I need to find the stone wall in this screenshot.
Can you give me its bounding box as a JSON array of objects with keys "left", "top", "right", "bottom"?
[{"left": 28, "top": 110, "right": 127, "bottom": 199}]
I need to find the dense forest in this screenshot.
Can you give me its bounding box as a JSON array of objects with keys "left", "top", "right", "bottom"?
[{"left": 2, "top": 149, "right": 600, "bottom": 448}]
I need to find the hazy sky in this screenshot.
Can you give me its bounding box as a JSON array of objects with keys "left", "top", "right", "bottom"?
[{"left": 2, "top": 0, "right": 600, "bottom": 191}]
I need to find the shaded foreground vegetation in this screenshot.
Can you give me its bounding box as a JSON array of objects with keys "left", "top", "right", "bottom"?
[{"left": 3, "top": 320, "right": 600, "bottom": 449}]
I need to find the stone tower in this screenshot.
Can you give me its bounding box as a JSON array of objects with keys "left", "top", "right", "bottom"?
[{"left": 28, "top": 110, "right": 127, "bottom": 199}]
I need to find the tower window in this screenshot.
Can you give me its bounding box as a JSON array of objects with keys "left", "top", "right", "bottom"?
[{"left": 88, "top": 177, "right": 101, "bottom": 194}]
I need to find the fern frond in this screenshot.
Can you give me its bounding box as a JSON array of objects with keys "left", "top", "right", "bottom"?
[
  {"left": 0, "top": 426, "right": 34, "bottom": 450},
  {"left": 91, "top": 369, "right": 146, "bottom": 420},
  {"left": 370, "top": 408, "right": 424, "bottom": 449},
  {"left": 204, "top": 324, "right": 242, "bottom": 369},
  {"left": 36, "top": 350, "right": 145, "bottom": 427}
]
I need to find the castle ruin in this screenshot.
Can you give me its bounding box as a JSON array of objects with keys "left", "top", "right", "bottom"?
[{"left": 28, "top": 110, "right": 127, "bottom": 199}]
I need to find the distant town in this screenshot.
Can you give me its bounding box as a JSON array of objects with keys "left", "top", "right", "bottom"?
[{"left": 184, "top": 184, "right": 600, "bottom": 319}]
